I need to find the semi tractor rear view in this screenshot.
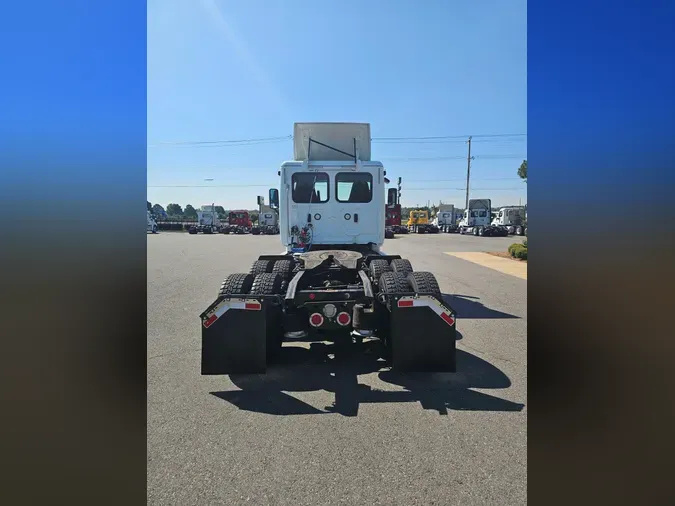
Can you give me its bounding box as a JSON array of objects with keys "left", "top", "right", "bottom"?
[
  {"left": 200, "top": 123, "right": 457, "bottom": 374},
  {"left": 458, "top": 199, "right": 509, "bottom": 237}
]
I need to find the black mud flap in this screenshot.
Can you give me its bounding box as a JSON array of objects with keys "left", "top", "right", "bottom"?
[
  {"left": 388, "top": 294, "right": 457, "bottom": 372},
  {"left": 200, "top": 296, "right": 276, "bottom": 375}
]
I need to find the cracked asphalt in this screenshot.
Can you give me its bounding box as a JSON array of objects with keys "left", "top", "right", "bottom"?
[{"left": 148, "top": 232, "right": 526, "bottom": 505}]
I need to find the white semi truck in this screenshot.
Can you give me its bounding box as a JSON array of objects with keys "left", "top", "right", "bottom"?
[
  {"left": 251, "top": 203, "right": 280, "bottom": 235},
  {"left": 200, "top": 122, "right": 457, "bottom": 375},
  {"left": 147, "top": 210, "right": 158, "bottom": 234},
  {"left": 432, "top": 204, "right": 458, "bottom": 233},
  {"left": 189, "top": 205, "right": 221, "bottom": 234},
  {"left": 491, "top": 206, "right": 526, "bottom": 235},
  {"left": 458, "top": 199, "right": 509, "bottom": 237}
]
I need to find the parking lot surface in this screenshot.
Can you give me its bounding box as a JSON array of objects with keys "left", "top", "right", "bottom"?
[{"left": 148, "top": 232, "right": 527, "bottom": 505}]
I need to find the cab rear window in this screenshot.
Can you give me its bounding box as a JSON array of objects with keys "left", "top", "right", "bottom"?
[
  {"left": 336, "top": 173, "right": 373, "bottom": 203},
  {"left": 292, "top": 172, "right": 329, "bottom": 203}
]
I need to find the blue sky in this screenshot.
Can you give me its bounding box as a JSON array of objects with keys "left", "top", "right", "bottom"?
[{"left": 148, "top": 0, "right": 527, "bottom": 210}]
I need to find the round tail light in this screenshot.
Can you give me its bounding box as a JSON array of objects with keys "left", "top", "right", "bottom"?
[
  {"left": 309, "top": 313, "right": 324, "bottom": 327},
  {"left": 336, "top": 312, "right": 351, "bottom": 326}
]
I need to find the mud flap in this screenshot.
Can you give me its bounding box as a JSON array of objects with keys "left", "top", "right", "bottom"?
[
  {"left": 200, "top": 297, "right": 273, "bottom": 374},
  {"left": 388, "top": 295, "right": 457, "bottom": 372}
]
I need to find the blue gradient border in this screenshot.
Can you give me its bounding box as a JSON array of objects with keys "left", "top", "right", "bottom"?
[
  {"left": 0, "top": 2, "right": 147, "bottom": 504},
  {"left": 528, "top": 1, "right": 675, "bottom": 504}
]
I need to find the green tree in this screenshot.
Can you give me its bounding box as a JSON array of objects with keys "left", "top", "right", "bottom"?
[
  {"left": 166, "top": 203, "right": 183, "bottom": 216},
  {"left": 151, "top": 204, "right": 165, "bottom": 216},
  {"left": 184, "top": 204, "right": 198, "bottom": 219},
  {"left": 518, "top": 160, "right": 527, "bottom": 182},
  {"left": 147, "top": 200, "right": 152, "bottom": 211}
]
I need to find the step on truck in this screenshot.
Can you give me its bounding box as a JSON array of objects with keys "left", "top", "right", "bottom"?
[
  {"left": 201, "top": 122, "right": 457, "bottom": 374},
  {"left": 458, "top": 199, "right": 509, "bottom": 237}
]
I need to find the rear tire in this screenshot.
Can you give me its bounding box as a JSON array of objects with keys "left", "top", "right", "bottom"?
[
  {"left": 406, "top": 271, "right": 441, "bottom": 296},
  {"left": 250, "top": 259, "right": 273, "bottom": 277},
  {"left": 218, "top": 273, "right": 255, "bottom": 298},
  {"left": 391, "top": 258, "right": 413, "bottom": 275},
  {"left": 250, "top": 273, "right": 284, "bottom": 295},
  {"left": 378, "top": 271, "right": 410, "bottom": 295},
  {"left": 370, "top": 259, "right": 391, "bottom": 282},
  {"left": 478, "top": 227, "right": 484, "bottom": 236},
  {"left": 272, "top": 259, "right": 293, "bottom": 281},
  {"left": 250, "top": 273, "right": 284, "bottom": 359}
]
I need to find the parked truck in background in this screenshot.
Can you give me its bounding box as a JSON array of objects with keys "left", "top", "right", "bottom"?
[
  {"left": 491, "top": 206, "right": 526, "bottom": 236},
  {"left": 458, "top": 199, "right": 509, "bottom": 237},
  {"left": 221, "top": 210, "right": 252, "bottom": 234},
  {"left": 407, "top": 209, "right": 439, "bottom": 234},
  {"left": 189, "top": 205, "right": 221, "bottom": 234},
  {"left": 385, "top": 187, "right": 408, "bottom": 238},
  {"left": 147, "top": 210, "right": 158, "bottom": 234},
  {"left": 432, "top": 204, "right": 458, "bottom": 233},
  {"left": 252, "top": 204, "right": 280, "bottom": 235},
  {"left": 200, "top": 122, "right": 457, "bottom": 375}
]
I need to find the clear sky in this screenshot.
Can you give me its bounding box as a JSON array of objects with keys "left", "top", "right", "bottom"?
[{"left": 147, "top": 0, "right": 527, "bottom": 210}]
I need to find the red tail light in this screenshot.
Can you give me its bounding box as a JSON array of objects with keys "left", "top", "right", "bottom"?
[
  {"left": 309, "top": 313, "right": 324, "bottom": 327},
  {"left": 336, "top": 312, "right": 351, "bottom": 326}
]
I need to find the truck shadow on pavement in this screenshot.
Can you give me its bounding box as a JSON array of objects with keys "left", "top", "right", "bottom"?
[
  {"left": 211, "top": 338, "right": 525, "bottom": 417},
  {"left": 442, "top": 293, "right": 519, "bottom": 319}
]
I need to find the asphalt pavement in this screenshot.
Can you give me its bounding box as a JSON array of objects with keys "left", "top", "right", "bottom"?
[{"left": 147, "top": 232, "right": 527, "bottom": 505}]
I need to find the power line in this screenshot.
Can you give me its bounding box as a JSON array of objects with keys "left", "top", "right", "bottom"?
[
  {"left": 147, "top": 133, "right": 526, "bottom": 147},
  {"left": 404, "top": 187, "right": 526, "bottom": 191},
  {"left": 381, "top": 154, "right": 525, "bottom": 162},
  {"left": 147, "top": 136, "right": 292, "bottom": 147},
  {"left": 148, "top": 184, "right": 275, "bottom": 188}
]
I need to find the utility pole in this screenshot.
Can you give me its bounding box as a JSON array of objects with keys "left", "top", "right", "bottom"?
[{"left": 465, "top": 136, "right": 474, "bottom": 210}]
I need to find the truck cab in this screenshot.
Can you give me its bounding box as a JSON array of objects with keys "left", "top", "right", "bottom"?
[
  {"left": 491, "top": 206, "right": 526, "bottom": 235},
  {"left": 275, "top": 123, "right": 384, "bottom": 251},
  {"left": 252, "top": 204, "right": 280, "bottom": 235},
  {"left": 147, "top": 210, "right": 158, "bottom": 234},
  {"left": 229, "top": 210, "right": 252, "bottom": 233}
]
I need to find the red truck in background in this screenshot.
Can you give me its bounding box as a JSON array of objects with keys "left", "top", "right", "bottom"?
[
  {"left": 221, "top": 210, "right": 252, "bottom": 234},
  {"left": 385, "top": 187, "right": 409, "bottom": 236}
]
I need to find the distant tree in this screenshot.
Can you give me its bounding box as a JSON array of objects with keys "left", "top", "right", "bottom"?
[
  {"left": 518, "top": 160, "right": 527, "bottom": 183},
  {"left": 147, "top": 201, "right": 152, "bottom": 211},
  {"left": 250, "top": 212, "right": 259, "bottom": 225},
  {"left": 166, "top": 203, "right": 183, "bottom": 216},
  {"left": 184, "top": 204, "right": 198, "bottom": 219},
  {"left": 215, "top": 205, "right": 225, "bottom": 215},
  {"left": 152, "top": 204, "right": 165, "bottom": 216}
]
